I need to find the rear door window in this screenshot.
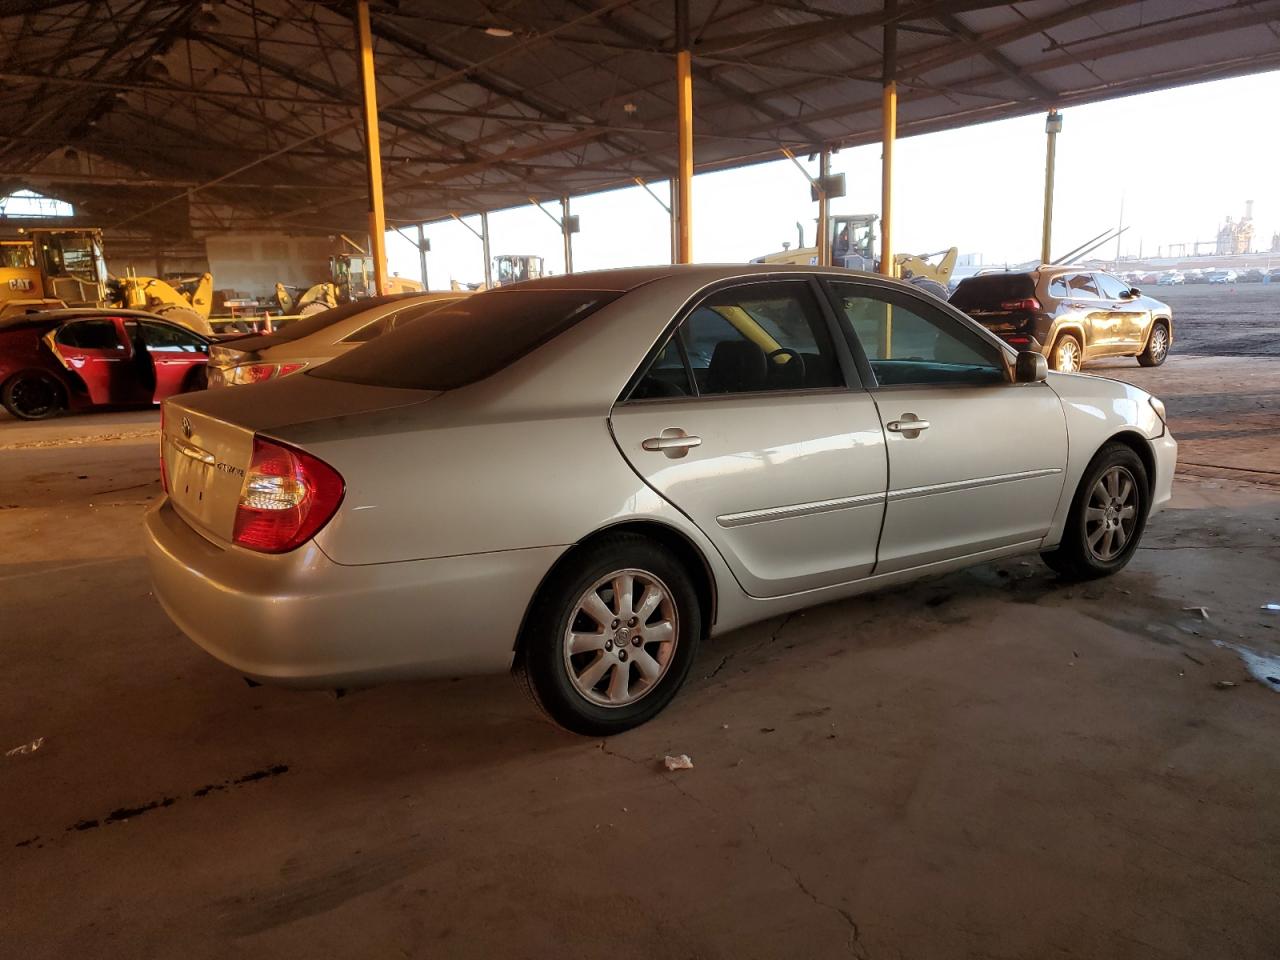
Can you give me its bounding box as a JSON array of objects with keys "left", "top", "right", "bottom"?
[
  {"left": 628, "top": 280, "right": 845, "bottom": 400},
  {"left": 1048, "top": 276, "right": 1069, "bottom": 298},
  {"left": 55, "top": 319, "right": 123, "bottom": 350},
  {"left": 1066, "top": 274, "right": 1102, "bottom": 299},
  {"left": 125, "top": 320, "right": 207, "bottom": 352}
]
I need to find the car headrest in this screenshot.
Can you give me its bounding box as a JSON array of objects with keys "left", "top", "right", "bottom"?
[{"left": 707, "top": 340, "right": 767, "bottom": 394}]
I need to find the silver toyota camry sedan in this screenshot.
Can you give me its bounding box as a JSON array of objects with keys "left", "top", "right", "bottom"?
[{"left": 146, "top": 265, "right": 1177, "bottom": 735}]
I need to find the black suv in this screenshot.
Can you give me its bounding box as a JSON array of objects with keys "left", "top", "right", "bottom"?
[{"left": 951, "top": 267, "right": 1173, "bottom": 372}]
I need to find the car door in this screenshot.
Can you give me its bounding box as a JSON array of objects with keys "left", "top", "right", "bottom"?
[
  {"left": 609, "top": 278, "right": 888, "bottom": 599},
  {"left": 1093, "top": 272, "right": 1148, "bottom": 350},
  {"left": 825, "top": 280, "right": 1068, "bottom": 574},
  {"left": 48, "top": 317, "right": 138, "bottom": 404},
  {"left": 126, "top": 319, "right": 208, "bottom": 400},
  {"left": 1062, "top": 273, "right": 1113, "bottom": 355}
]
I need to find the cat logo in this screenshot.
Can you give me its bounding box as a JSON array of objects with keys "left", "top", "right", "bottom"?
[{"left": 7, "top": 278, "right": 33, "bottom": 291}]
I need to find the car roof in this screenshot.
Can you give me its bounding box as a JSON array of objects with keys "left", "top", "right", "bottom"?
[
  {"left": 484, "top": 262, "right": 886, "bottom": 294},
  {"left": 0, "top": 306, "right": 172, "bottom": 332}
]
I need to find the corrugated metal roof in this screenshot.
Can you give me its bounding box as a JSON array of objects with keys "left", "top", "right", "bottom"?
[{"left": 1, "top": 0, "right": 1277, "bottom": 241}]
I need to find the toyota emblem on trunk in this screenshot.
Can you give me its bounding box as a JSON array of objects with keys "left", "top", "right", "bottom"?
[{"left": 181, "top": 416, "right": 192, "bottom": 438}]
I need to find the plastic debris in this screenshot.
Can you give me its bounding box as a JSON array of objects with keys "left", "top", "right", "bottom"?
[
  {"left": 6, "top": 737, "right": 44, "bottom": 757},
  {"left": 1213, "top": 680, "right": 1237, "bottom": 690},
  {"left": 663, "top": 754, "right": 694, "bottom": 771},
  {"left": 1182, "top": 606, "right": 1210, "bottom": 619},
  {"left": 1262, "top": 603, "right": 1280, "bottom": 613}
]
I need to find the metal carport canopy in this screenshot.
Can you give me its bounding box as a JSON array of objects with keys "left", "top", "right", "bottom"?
[{"left": 1, "top": 0, "right": 1278, "bottom": 237}]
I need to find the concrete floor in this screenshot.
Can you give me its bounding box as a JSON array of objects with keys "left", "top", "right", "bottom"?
[{"left": 4, "top": 329, "right": 1280, "bottom": 957}]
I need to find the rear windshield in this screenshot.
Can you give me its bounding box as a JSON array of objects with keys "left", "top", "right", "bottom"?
[
  {"left": 950, "top": 274, "right": 1036, "bottom": 311},
  {"left": 312, "top": 288, "right": 623, "bottom": 390},
  {"left": 271, "top": 293, "right": 420, "bottom": 342}
]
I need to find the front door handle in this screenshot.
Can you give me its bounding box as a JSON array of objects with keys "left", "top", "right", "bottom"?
[
  {"left": 886, "top": 414, "right": 930, "bottom": 437},
  {"left": 642, "top": 428, "right": 702, "bottom": 459}
]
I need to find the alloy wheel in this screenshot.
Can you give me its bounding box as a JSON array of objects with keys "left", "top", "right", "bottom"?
[
  {"left": 10, "top": 376, "right": 58, "bottom": 418},
  {"left": 1056, "top": 338, "right": 1081, "bottom": 373},
  {"left": 1149, "top": 326, "right": 1168, "bottom": 362},
  {"left": 562, "top": 568, "right": 679, "bottom": 708},
  {"left": 1086, "top": 465, "right": 1138, "bottom": 561}
]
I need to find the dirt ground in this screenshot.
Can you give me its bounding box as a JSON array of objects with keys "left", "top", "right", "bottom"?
[{"left": 3, "top": 297, "right": 1279, "bottom": 958}]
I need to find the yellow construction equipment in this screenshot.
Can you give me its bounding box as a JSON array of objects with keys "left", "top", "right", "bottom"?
[
  {"left": 754, "top": 213, "right": 957, "bottom": 298},
  {"left": 275, "top": 248, "right": 424, "bottom": 316},
  {"left": 0, "top": 228, "right": 214, "bottom": 332}
]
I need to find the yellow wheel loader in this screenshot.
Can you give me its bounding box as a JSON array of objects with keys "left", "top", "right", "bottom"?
[
  {"left": 0, "top": 228, "right": 214, "bottom": 333},
  {"left": 275, "top": 253, "right": 424, "bottom": 316},
  {"left": 754, "top": 214, "right": 957, "bottom": 299}
]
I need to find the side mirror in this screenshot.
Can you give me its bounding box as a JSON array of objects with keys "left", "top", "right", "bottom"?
[
  {"left": 1015, "top": 350, "right": 1048, "bottom": 383},
  {"left": 1128, "top": 287, "right": 1141, "bottom": 297}
]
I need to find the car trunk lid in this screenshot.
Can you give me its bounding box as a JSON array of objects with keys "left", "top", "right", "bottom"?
[{"left": 162, "top": 374, "right": 436, "bottom": 545}]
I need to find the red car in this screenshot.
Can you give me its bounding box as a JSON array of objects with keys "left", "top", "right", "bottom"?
[{"left": 0, "top": 309, "right": 211, "bottom": 420}]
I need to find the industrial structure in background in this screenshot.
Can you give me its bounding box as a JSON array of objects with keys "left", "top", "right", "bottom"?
[
  {"left": 274, "top": 238, "right": 423, "bottom": 315},
  {"left": 1216, "top": 201, "right": 1256, "bottom": 255}
]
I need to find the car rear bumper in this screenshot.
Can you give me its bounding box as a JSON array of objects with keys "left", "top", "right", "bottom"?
[{"left": 145, "top": 499, "right": 564, "bottom": 687}]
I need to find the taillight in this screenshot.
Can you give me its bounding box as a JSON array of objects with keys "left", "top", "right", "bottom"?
[
  {"left": 159, "top": 405, "right": 169, "bottom": 493},
  {"left": 1000, "top": 298, "right": 1042, "bottom": 311},
  {"left": 1005, "top": 335, "right": 1031, "bottom": 345},
  {"left": 227, "top": 362, "right": 304, "bottom": 385},
  {"left": 232, "top": 437, "right": 344, "bottom": 554}
]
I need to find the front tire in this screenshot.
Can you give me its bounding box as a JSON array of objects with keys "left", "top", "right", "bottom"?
[
  {"left": 1050, "top": 332, "right": 1083, "bottom": 373},
  {"left": 515, "top": 534, "right": 702, "bottom": 736},
  {"left": 1042, "top": 442, "right": 1150, "bottom": 581},
  {"left": 1137, "top": 321, "right": 1170, "bottom": 367},
  {"left": 2, "top": 371, "right": 66, "bottom": 420}
]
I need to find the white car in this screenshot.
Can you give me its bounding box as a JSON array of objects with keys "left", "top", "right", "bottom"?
[
  {"left": 207, "top": 291, "right": 467, "bottom": 386},
  {"left": 147, "top": 265, "right": 1176, "bottom": 735}
]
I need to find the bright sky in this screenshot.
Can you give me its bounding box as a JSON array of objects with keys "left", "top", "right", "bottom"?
[{"left": 387, "top": 70, "right": 1280, "bottom": 288}]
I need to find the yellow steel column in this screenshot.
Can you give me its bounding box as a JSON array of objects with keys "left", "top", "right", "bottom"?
[
  {"left": 817, "top": 148, "right": 830, "bottom": 267},
  {"left": 356, "top": 0, "right": 388, "bottom": 295},
  {"left": 879, "top": 0, "right": 896, "bottom": 277},
  {"left": 1041, "top": 109, "right": 1062, "bottom": 264},
  {"left": 675, "top": 0, "right": 693, "bottom": 263}
]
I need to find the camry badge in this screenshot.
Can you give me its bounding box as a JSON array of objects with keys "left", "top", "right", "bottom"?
[{"left": 181, "top": 416, "right": 192, "bottom": 438}]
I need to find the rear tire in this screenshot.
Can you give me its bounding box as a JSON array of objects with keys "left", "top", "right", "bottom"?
[
  {"left": 514, "top": 534, "right": 702, "bottom": 736},
  {"left": 1050, "top": 332, "right": 1083, "bottom": 373},
  {"left": 1041, "top": 442, "right": 1149, "bottom": 581},
  {"left": 1137, "top": 321, "right": 1169, "bottom": 367},
  {"left": 2, "top": 371, "right": 65, "bottom": 420}
]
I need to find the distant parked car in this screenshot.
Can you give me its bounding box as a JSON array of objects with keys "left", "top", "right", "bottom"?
[
  {"left": 1157, "top": 271, "right": 1184, "bottom": 286},
  {"left": 1140, "top": 273, "right": 1159, "bottom": 284},
  {"left": 1185, "top": 271, "right": 1209, "bottom": 284},
  {"left": 1240, "top": 269, "right": 1264, "bottom": 283},
  {"left": 1268, "top": 268, "right": 1280, "bottom": 285},
  {"left": 0, "top": 308, "right": 210, "bottom": 420},
  {"left": 951, "top": 267, "right": 1172, "bottom": 372},
  {"left": 1207, "top": 270, "right": 1237, "bottom": 284},
  {"left": 207, "top": 291, "right": 468, "bottom": 387}
]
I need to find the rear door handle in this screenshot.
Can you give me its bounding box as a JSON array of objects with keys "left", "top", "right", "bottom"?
[{"left": 642, "top": 428, "right": 702, "bottom": 459}]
